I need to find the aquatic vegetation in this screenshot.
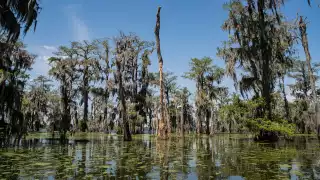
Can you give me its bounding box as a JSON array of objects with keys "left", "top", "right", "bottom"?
[{"left": 0, "top": 133, "right": 319, "bottom": 179}]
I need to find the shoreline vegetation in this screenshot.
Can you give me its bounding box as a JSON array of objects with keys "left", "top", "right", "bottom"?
[{"left": 23, "top": 131, "right": 317, "bottom": 143}]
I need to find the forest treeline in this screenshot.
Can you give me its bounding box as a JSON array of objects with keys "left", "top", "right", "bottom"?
[{"left": 0, "top": 0, "right": 319, "bottom": 145}]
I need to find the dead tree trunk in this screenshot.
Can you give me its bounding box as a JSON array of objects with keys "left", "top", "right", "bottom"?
[
  {"left": 155, "top": 6, "right": 168, "bottom": 140},
  {"left": 299, "top": 16, "right": 320, "bottom": 138}
]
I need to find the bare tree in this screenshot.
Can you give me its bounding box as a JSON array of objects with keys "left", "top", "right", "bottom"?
[
  {"left": 299, "top": 16, "right": 320, "bottom": 137},
  {"left": 155, "top": 6, "right": 168, "bottom": 139}
]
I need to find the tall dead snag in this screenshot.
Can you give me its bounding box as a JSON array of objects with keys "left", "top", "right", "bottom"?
[
  {"left": 299, "top": 16, "right": 320, "bottom": 138},
  {"left": 155, "top": 6, "right": 168, "bottom": 139}
]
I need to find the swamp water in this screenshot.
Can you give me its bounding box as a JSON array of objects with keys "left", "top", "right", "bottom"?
[{"left": 0, "top": 134, "right": 320, "bottom": 180}]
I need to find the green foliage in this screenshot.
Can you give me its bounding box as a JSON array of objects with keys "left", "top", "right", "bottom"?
[
  {"left": 184, "top": 56, "right": 226, "bottom": 134},
  {"left": 0, "top": 40, "right": 35, "bottom": 146},
  {"left": 0, "top": 0, "right": 41, "bottom": 42},
  {"left": 247, "top": 118, "right": 296, "bottom": 137},
  {"left": 218, "top": 0, "right": 296, "bottom": 120},
  {"left": 183, "top": 57, "right": 218, "bottom": 81},
  {"left": 219, "top": 95, "right": 295, "bottom": 137},
  {"left": 219, "top": 95, "right": 262, "bottom": 121}
]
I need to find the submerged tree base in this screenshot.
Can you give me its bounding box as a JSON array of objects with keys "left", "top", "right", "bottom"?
[
  {"left": 255, "top": 130, "right": 279, "bottom": 142},
  {"left": 123, "top": 136, "right": 132, "bottom": 141},
  {"left": 157, "top": 119, "right": 169, "bottom": 140},
  {"left": 317, "top": 125, "right": 320, "bottom": 139},
  {"left": 157, "top": 132, "right": 168, "bottom": 140}
]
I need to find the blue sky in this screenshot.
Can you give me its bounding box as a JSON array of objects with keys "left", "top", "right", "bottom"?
[{"left": 24, "top": 0, "right": 320, "bottom": 98}]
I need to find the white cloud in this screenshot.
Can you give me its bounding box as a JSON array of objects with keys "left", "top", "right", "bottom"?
[
  {"left": 71, "top": 15, "right": 90, "bottom": 41},
  {"left": 43, "top": 45, "right": 57, "bottom": 51},
  {"left": 32, "top": 55, "right": 51, "bottom": 76},
  {"left": 27, "top": 45, "right": 57, "bottom": 77},
  {"left": 65, "top": 4, "right": 90, "bottom": 41}
]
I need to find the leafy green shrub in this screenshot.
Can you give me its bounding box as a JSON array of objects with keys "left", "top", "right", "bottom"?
[
  {"left": 246, "top": 118, "right": 295, "bottom": 137},
  {"left": 219, "top": 95, "right": 295, "bottom": 137}
]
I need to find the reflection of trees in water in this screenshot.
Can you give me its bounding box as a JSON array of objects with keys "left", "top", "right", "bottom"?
[
  {"left": 295, "top": 136, "right": 320, "bottom": 179},
  {"left": 179, "top": 137, "right": 190, "bottom": 179},
  {"left": 112, "top": 135, "right": 155, "bottom": 179},
  {"left": 155, "top": 136, "right": 195, "bottom": 180},
  {"left": 157, "top": 139, "right": 169, "bottom": 180},
  {"left": 1, "top": 135, "right": 320, "bottom": 179},
  {"left": 65, "top": 135, "right": 320, "bottom": 179},
  {"left": 207, "top": 135, "right": 283, "bottom": 179},
  {"left": 195, "top": 137, "right": 212, "bottom": 179},
  {"left": 192, "top": 135, "right": 320, "bottom": 179},
  {"left": 77, "top": 143, "right": 87, "bottom": 178}
]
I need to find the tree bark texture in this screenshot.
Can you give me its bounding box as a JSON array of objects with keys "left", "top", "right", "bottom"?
[{"left": 155, "top": 6, "right": 168, "bottom": 140}]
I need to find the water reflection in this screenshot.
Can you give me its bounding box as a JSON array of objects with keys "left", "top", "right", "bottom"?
[{"left": 0, "top": 134, "right": 320, "bottom": 179}]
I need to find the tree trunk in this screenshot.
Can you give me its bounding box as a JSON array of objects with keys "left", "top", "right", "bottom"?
[
  {"left": 104, "top": 43, "right": 110, "bottom": 133},
  {"left": 61, "top": 82, "right": 71, "bottom": 139},
  {"left": 210, "top": 107, "right": 215, "bottom": 135},
  {"left": 205, "top": 109, "right": 210, "bottom": 135},
  {"left": 104, "top": 99, "right": 108, "bottom": 132},
  {"left": 196, "top": 107, "right": 202, "bottom": 134},
  {"left": 279, "top": 75, "right": 290, "bottom": 121},
  {"left": 82, "top": 66, "right": 89, "bottom": 132},
  {"left": 155, "top": 6, "right": 168, "bottom": 139},
  {"left": 115, "top": 40, "right": 132, "bottom": 141},
  {"left": 299, "top": 16, "right": 320, "bottom": 138},
  {"left": 166, "top": 90, "right": 170, "bottom": 106},
  {"left": 119, "top": 71, "right": 131, "bottom": 141},
  {"left": 74, "top": 105, "right": 78, "bottom": 130},
  {"left": 180, "top": 104, "right": 184, "bottom": 136},
  {"left": 165, "top": 104, "right": 171, "bottom": 134},
  {"left": 131, "top": 52, "right": 139, "bottom": 133},
  {"left": 195, "top": 82, "right": 201, "bottom": 134},
  {"left": 91, "top": 96, "right": 95, "bottom": 122},
  {"left": 258, "top": 0, "right": 272, "bottom": 120},
  {"left": 35, "top": 112, "right": 40, "bottom": 131},
  {"left": 255, "top": 0, "right": 278, "bottom": 141},
  {"left": 176, "top": 104, "right": 180, "bottom": 133},
  {"left": 301, "top": 63, "right": 309, "bottom": 98},
  {"left": 104, "top": 87, "right": 109, "bottom": 132},
  {"left": 148, "top": 107, "right": 153, "bottom": 133}
]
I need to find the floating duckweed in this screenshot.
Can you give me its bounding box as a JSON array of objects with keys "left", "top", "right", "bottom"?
[
  {"left": 33, "top": 162, "right": 52, "bottom": 166},
  {"left": 99, "top": 165, "right": 111, "bottom": 169},
  {"left": 279, "top": 164, "right": 291, "bottom": 169},
  {"left": 291, "top": 170, "right": 303, "bottom": 176}
]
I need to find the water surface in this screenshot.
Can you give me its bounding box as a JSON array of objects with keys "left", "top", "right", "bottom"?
[{"left": 0, "top": 133, "right": 320, "bottom": 180}]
